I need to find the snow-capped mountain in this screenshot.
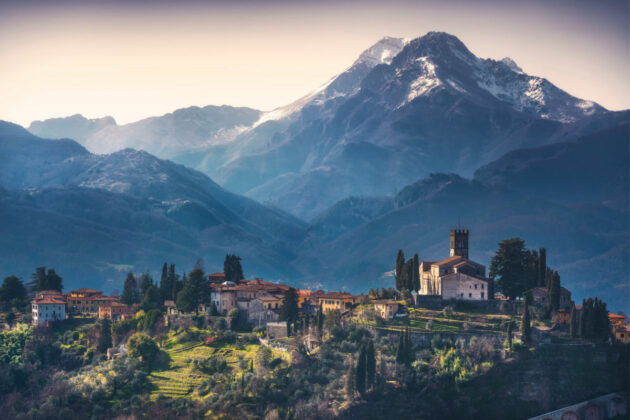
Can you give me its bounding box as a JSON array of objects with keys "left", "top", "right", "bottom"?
[{"left": 211, "top": 32, "right": 622, "bottom": 219}]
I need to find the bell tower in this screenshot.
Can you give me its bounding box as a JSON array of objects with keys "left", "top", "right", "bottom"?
[{"left": 450, "top": 229, "right": 469, "bottom": 259}]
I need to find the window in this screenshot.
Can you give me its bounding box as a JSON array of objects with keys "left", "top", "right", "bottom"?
[
  {"left": 474, "top": 284, "right": 477, "bottom": 289},
  {"left": 481, "top": 284, "right": 484, "bottom": 290},
  {"left": 481, "top": 292, "right": 484, "bottom": 299},
  {"left": 469, "top": 293, "right": 472, "bottom": 298}
]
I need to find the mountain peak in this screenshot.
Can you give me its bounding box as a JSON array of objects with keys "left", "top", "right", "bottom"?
[
  {"left": 500, "top": 57, "right": 523, "bottom": 73},
  {"left": 355, "top": 36, "right": 405, "bottom": 67}
]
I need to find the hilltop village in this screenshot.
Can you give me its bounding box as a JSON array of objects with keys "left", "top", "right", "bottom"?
[{"left": 1, "top": 230, "right": 628, "bottom": 419}]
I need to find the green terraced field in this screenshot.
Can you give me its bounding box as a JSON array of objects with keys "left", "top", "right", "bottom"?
[{"left": 149, "top": 335, "right": 262, "bottom": 400}]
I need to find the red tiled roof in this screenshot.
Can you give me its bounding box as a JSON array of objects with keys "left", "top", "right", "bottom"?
[
  {"left": 208, "top": 272, "right": 225, "bottom": 278},
  {"left": 319, "top": 292, "right": 356, "bottom": 300},
  {"left": 298, "top": 289, "right": 312, "bottom": 297},
  {"left": 38, "top": 289, "right": 62, "bottom": 295},
  {"left": 71, "top": 288, "right": 102, "bottom": 294},
  {"left": 434, "top": 255, "right": 465, "bottom": 267},
  {"left": 32, "top": 297, "right": 65, "bottom": 304},
  {"left": 609, "top": 313, "right": 627, "bottom": 320}
]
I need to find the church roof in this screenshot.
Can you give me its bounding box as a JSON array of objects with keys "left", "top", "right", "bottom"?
[{"left": 434, "top": 255, "right": 465, "bottom": 267}]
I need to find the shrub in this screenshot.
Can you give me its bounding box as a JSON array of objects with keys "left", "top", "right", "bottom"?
[{"left": 442, "top": 306, "right": 454, "bottom": 317}]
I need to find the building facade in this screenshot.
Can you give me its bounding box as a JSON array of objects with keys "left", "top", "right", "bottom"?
[
  {"left": 318, "top": 292, "right": 358, "bottom": 313},
  {"left": 98, "top": 302, "right": 135, "bottom": 320},
  {"left": 418, "top": 230, "right": 490, "bottom": 301},
  {"left": 32, "top": 296, "right": 66, "bottom": 325}
]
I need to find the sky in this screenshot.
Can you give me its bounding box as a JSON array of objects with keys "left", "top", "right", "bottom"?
[{"left": 1, "top": 0, "right": 628, "bottom": 126}]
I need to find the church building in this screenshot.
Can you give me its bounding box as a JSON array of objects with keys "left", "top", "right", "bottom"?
[{"left": 418, "top": 229, "right": 491, "bottom": 300}]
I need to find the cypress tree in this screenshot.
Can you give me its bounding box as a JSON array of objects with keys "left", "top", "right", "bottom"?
[
  {"left": 356, "top": 345, "right": 367, "bottom": 395},
  {"left": 396, "top": 331, "right": 405, "bottom": 364},
  {"left": 366, "top": 339, "right": 376, "bottom": 391},
  {"left": 569, "top": 305, "right": 577, "bottom": 338},
  {"left": 97, "top": 318, "right": 112, "bottom": 353},
  {"left": 317, "top": 305, "right": 324, "bottom": 336},
  {"left": 578, "top": 299, "right": 586, "bottom": 338},
  {"left": 31, "top": 266, "right": 48, "bottom": 292},
  {"left": 538, "top": 248, "right": 546, "bottom": 287},
  {"left": 280, "top": 287, "right": 299, "bottom": 325},
  {"left": 412, "top": 254, "right": 420, "bottom": 292},
  {"left": 46, "top": 269, "right": 63, "bottom": 292},
  {"left": 345, "top": 362, "right": 355, "bottom": 399},
  {"left": 547, "top": 271, "right": 561, "bottom": 313},
  {"left": 395, "top": 250, "right": 405, "bottom": 291},
  {"left": 405, "top": 259, "right": 414, "bottom": 292},
  {"left": 506, "top": 321, "right": 513, "bottom": 349},
  {"left": 521, "top": 296, "right": 531, "bottom": 343},
  {"left": 159, "top": 263, "right": 169, "bottom": 301}
]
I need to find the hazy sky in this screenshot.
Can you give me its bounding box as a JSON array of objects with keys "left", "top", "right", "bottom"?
[{"left": 1, "top": 0, "right": 628, "bottom": 126}]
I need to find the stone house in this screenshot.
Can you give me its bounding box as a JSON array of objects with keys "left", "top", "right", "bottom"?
[
  {"left": 527, "top": 286, "right": 572, "bottom": 309},
  {"left": 98, "top": 302, "right": 135, "bottom": 321},
  {"left": 373, "top": 300, "right": 400, "bottom": 320}
]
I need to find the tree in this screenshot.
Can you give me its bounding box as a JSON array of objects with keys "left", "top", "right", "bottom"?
[
  {"left": 521, "top": 296, "right": 531, "bottom": 343},
  {"left": 97, "top": 318, "right": 112, "bottom": 353},
  {"left": 127, "top": 333, "right": 160, "bottom": 371},
  {"left": 569, "top": 305, "right": 577, "bottom": 338},
  {"left": 45, "top": 269, "right": 63, "bottom": 292},
  {"left": 138, "top": 272, "right": 153, "bottom": 298},
  {"left": 280, "top": 288, "right": 299, "bottom": 325},
  {"left": 579, "top": 299, "right": 586, "bottom": 338},
  {"left": 523, "top": 249, "right": 538, "bottom": 292},
  {"left": 224, "top": 254, "right": 244, "bottom": 283},
  {"left": 159, "top": 263, "right": 168, "bottom": 299},
  {"left": 167, "top": 264, "right": 180, "bottom": 301},
  {"left": 177, "top": 266, "right": 209, "bottom": 315},
  {"left": 580, "top": 297, "right": 610, "bottom": 341},
  {"left": 121, "top": 272, "right": 139, "bottom": 305},
  {"left": 366, "top": 339, "right": 376, "bottom": 391},
  {"left": 316, "top": 305, "right": 324, "bottom": 337},
  {"left": 345, "top": 362, "right": 355, "bottom": 399},
  {"left": 537, "top": 248, "right": 547, "bottom": 287},
  {"left": 140, "top": 285, "right": 161, "bottom": 312},
  {"left": 396, "top": 328, "right": 412, "bottom": 366},
  {"left": 506, "top": 321, "right": 513, "bottom": 350},
  {"left": 489, "top": 238, "right": 529, "bottom": 300},
  {"left": 30, "top": 266, "right": 47, "bottom": 291},
  {"left": 0, "top": 276, "right": 27, "bottom": 304},
  {"left": 395, "top": 250, "right": 405, "bottom": 291},
  {"left": 412, "top": 254, "right": 420, "bottom": 292},
  {"left": 547, "top": 271, "right": 561, "bottom": 313},
  {"left": 356, "top": 344, "right": 367, "bottom": 395}
]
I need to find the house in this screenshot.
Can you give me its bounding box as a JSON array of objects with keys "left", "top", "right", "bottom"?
[
  {"left": 164, "top": 300, "right": 178, "bottom": 316},
  {"left": 209, "top": 284, "right": 237, "bottom": 315},
  {"left": 65, "top": 288, "right": 120, "bottom": 315},
  {"left": 297, "top": 290, "right": 312, "bottom": 308},
  {"left": 318, "top": 292, "right": 357, "bottom": 313},
  {"left": 552, "top": 308, "right": 571, "bottom": 324},
  {"left": 247, "top": 298, "right": 280, "bottom": 327},
  {"left": 609, "top": 313, "right": 630, "bottom": 344},
  {"left": 418, "top": 230, "right": 490, "bottom": 301},
  {"left": 208, "top": 272, "right": 226, "bottom": 283},
  {"left": 99, "top": 302, "right": 135, "bottom": 321},
  {"left": 32, "top": 296, "right": 66, "bottom": 325},
  {"left": 527, "top": 286, "right": 572, "bottom": 309},
  {"left": 373, "top": 300, "right": 400, "bottom": 320}
]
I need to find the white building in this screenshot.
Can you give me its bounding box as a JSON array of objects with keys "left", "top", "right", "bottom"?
[
  {"left": 418, "top": 229, "right": 490, "bottom": 301},
  {"left": 32, "top": 296, "right": 66, "bottom": 325}
]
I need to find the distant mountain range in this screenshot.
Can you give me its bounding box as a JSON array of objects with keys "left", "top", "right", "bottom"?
[{"left": 8, "top": 31, "right": 629, "bottom": 311}]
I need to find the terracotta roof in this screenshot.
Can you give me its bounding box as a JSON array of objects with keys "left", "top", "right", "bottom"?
[
  {"left": 32, "top": 297, "right": 65, "bottom": 304},
  {"left": 434, "top": 255, "right": 465, "bottom": 267},
  {"left": 298, "top": 289, "right": 312, "bottom": 297},
  {"left": 373, "top": 300, "right": 399, "bottom": 305},
  {"left": 37, "top": 289, "right": 62, "bottom": 295},
  {"left": 258, "top": 295, "right": 281, "bottom": 302},
  {"left": 100, "top": 302, "right": 132, "bottom": 308},
  {"left": 71, "top": 288, "right": 102, "bottom": 294},
  {"left": 319, "top": 292, "right": 356, "bottom": 300},
  {"left": 208, "top": 272, "right": 225, "bottom": 278},
  {"left": 609, "top": 313, "right": 627, "bottom": 320},
  {"left": 164, "top": 300, "right": 175, "bottom": 307}
]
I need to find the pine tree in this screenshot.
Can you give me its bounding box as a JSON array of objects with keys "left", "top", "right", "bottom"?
[
  {"left": 178, "top": 266, "right": 209, "bottom": 315},
  {"left": 521, "top": 296, "right": 531, "bottom": 343},
  {"left": 507, "top": 321, "right": 513, "bottom": 349},
  {"left": 97, "top": 318, "right": 112, "bottom": 353},
  {"left": 30, "top": 266, "right": 48, "bottom": 291},
  {"left": 366, "top": 339, "right": 376, "bottom": 391},
  {"left": 412, "top": 254, "right": 420, "bottom": 292},
  {"left": 121, "top": 272, "right": 139, "bottom": 304},
  {"left": 139, "top": 272, "right": 153, "bottom": 298},
  {"left": 538, "top": 248, "right": 547, "bottom": 287},
  {"left": 569, "top": 305, "right": 577, "bottom": 338},
  {"left": 141, "top": 285, "right": 160, "bottom": 311},
  {"left": 395, "top": 250, "right": 405, "bottom": 291},
  {"left": 489, "top": 238, "right": 529, "bottom": 299},
  {"left": 356, "top": 344, "right": 367, "bottom": 395},
  {"left": 159, "top": 263, "right": 169, "bottom": 301},
  {"left": 46, "top": 269, "right": 63, "bottom": 292}
]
